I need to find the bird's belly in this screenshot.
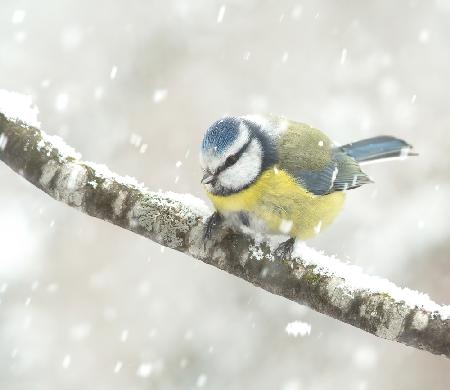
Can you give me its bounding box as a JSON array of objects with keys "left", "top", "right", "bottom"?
[{"left": 207, "top": 169, "right": 345, "bottom": 239}]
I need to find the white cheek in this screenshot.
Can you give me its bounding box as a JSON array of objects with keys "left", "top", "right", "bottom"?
[{"left": 218, "top": 140, "right": 262, "bottom": 190}]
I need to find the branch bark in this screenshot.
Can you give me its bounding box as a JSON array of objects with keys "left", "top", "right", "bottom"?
[{"left": 1, "top": 112, "right": 449, "bottom": 358}]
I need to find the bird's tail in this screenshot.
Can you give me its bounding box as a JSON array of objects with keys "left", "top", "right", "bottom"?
[{"left": 338, "top": 136, "right": 418, "bottom": 165}]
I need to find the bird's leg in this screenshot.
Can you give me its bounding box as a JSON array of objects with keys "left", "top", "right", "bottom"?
[
  {"left": 203, "top": 211, "right": 224, "bottom": 243},
  {"left": 274, "top": 237, "right": 296, "bottom": 259},
  {"left": 238, "top": 212, "right": 250, "bottom": 227}
]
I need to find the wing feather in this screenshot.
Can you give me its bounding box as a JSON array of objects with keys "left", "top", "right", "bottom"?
[{"left": 277, "top": 120, "right": 372, "bottom": 195}]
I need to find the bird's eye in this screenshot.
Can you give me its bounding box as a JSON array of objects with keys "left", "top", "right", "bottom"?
[{"left": 225, "top": 154, "right": 239, "bottom": 167}]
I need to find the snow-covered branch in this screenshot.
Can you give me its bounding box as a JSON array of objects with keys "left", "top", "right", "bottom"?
[{"left": 0, "top": 107, "right": 449, "bottom": 359}]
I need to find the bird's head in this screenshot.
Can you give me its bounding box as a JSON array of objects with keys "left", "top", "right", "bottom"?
[{"left": 200, "top": 116, "right": 275, "bottom": 195}]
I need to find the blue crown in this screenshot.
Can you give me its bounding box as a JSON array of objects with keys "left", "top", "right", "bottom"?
[{"left": 202, "top": 117, "right": 241, "bottom": 155}]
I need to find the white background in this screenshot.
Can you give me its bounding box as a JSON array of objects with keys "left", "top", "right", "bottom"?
[{"left": 0, "top": 1, "right": 449, "bottom": 389}]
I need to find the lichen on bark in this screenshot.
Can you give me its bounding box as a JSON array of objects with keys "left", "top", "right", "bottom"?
[{"left": 1, "top": 112, "right": 449, "bottom": 358}]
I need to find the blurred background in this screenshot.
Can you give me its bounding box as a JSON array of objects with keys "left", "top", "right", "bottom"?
[{"left": 0, "top": 1, "right": 449, "bottom": 389}]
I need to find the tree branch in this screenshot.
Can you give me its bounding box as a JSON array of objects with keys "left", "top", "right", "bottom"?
[{"left": 1, "top": 112, "right": 449, "bottom": 358}]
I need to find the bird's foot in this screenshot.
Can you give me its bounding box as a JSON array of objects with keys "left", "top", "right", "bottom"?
[
  {"left": 274, "top": 237, "right": 296, "bottom": 259},
  {"left": 203, "top": 212, "right": 224, "bottom": 246}
]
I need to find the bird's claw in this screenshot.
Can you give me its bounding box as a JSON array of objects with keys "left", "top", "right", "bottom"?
[
  {"left": 274, "top": 237, "right": 296, "bottom": 259},
  {"left": 203, "top": 212, "right": 223, "bottom": 247}
]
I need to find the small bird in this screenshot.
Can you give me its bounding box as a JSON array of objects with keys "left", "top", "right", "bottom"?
[{"left": 200, "top": 115, "right": 416, "bottom": 256}]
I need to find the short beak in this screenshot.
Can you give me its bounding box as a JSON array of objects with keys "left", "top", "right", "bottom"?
[{"left": 201, "top": 172, "right": 215, "bottom": 185}]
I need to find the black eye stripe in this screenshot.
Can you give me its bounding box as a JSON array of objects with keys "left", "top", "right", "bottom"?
[
  {"left": 225, "top": 154, "right": 238, "bottom": 167},
  {"left": 215, "top": 138, "right": 253, "bottom": 174}
]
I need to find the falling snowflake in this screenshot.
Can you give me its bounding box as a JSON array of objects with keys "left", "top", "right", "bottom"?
[{"left": 285, "top": 320, "right": 312, "bottom": 337}]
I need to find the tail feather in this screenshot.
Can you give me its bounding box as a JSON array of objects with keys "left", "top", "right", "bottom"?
[{"left": 339, "top": 136, "right": 417, "bottom": 164}]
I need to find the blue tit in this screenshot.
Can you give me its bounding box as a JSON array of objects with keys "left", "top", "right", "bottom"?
[{"left": 200, "top": 115, "right": 416, "bottom": 254}]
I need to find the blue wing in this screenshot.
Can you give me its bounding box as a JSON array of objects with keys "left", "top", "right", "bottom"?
[
  {"left": 293, "top": 150, "right": 372, "bottom": 195},
  {"left": 276, "top": 120, "right": 372, "bottom": 196}
]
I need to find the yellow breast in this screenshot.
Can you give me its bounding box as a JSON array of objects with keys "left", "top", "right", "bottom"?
[{"left": 207, "top": 168, "right": 345, "bottom": 239}]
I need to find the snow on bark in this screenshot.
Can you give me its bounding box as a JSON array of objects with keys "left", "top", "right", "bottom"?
[
  {"left": 0, "top": 104, "right": 449, "bottom": 358},
  {"left": 0, "top": 89, "right": 40, "bottom": 128}
]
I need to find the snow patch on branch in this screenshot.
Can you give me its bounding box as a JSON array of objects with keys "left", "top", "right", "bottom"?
[
  {"left": 37, "top": 132, "right": 82, "bottom": 160},
  {"left": 163, "top": 191, "right": 210, "bottom": 217},
  {"left": 412, "top": 310, "right": 429, "bottom": 331},
  {"left": 84, "top": 161, "right": 146, "bottom": 189},
  {"left": 65, "top": 163, "right": 86, "bottom": 190},
  {"left": 294, "top": 242, "right": 450, "bottom": 319},
  {"left": 0, "top": 89, "right": 40, "bottom": 128},
  {"left": 0, "top": 89, "right": 80, "bottom": 159},
  {"left": 84, "top": 162, "right": 210, "bottom": 217}
]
